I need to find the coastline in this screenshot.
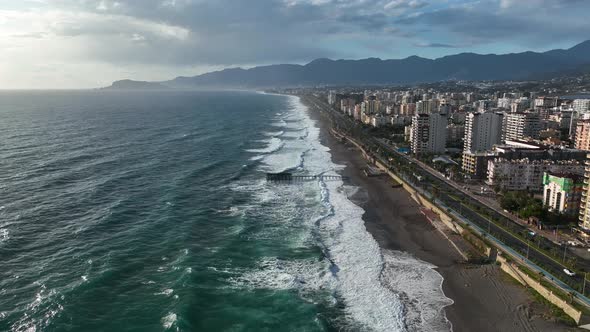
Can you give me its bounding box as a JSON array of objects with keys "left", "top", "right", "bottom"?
[{"left": 301, "top": 96, "right": 574, "bottom": 332}]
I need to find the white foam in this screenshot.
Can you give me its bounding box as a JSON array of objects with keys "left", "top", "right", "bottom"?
[
  {"left": 271, "top": 119, "right": 287, "bottom": 127},
  {"left": 12, "top": 284, "right": 63, "bottom": 332},
  {"left": 161, "top": 312, "right": 177, "bottom": 330},
  {"left": 234, "top": 95, "right": 453, "bottom": 331},
  {"left": 246, "top": 137, "right": 285, "bottom": 154},
  {"left": 155, "top": 288, "right": 174, "bottom": 297},
  {"left": 263, "top": 130, "right": 284, "bottom": 137},
  {"left": 381, "top": 251, "right": 453, "bottom": 331},
  {"left": 0, "top": 228, "right": 9, "bottom": 243},
  {"left": 231, "top": 257, "right": 334, "bottom": 292}
]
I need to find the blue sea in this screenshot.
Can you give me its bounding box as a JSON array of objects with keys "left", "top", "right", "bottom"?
[{"left": 0, "top": 90, "right": 451, "bottom": 331}]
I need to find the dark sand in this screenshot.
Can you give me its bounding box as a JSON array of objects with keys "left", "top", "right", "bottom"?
[{"left": 305, "top": 100, "right": 576, "bottom": 332}]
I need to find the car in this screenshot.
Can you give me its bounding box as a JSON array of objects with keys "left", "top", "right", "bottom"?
[{"left": 564, "top": 268, "right": 576, "bottom": 277}]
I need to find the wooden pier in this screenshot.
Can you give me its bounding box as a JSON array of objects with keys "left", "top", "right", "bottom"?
[{"left": 266, "top": 172, "right": 348, "bottom": 182}]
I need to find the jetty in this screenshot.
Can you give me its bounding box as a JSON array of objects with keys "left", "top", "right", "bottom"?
[{"left": 266, "top": 172, "right": 348, "bottom": 182}]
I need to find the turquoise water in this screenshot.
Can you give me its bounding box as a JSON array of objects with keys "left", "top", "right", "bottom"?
[{"left": 0, "top": 91, "right": 452, "bottom": 332}]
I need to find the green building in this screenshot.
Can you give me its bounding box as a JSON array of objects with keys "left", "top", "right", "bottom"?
[{"left": 542, "top": 172, "right": 584, "bottom": 215}]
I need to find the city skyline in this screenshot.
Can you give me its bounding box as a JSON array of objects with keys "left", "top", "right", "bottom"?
[{"left": 1, "top": 0, "right": 590, "bottom": 89}]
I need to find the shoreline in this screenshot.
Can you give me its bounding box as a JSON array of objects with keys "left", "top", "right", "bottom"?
[{"left": 301, "top": 96, "right": 574, "bottom": 332}]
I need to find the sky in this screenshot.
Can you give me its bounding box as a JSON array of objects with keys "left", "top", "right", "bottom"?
[{"left": 0, "top": 0, "right": 589, "bottom": 89}]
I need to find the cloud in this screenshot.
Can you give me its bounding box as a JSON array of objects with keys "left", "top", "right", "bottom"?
[
  {"left": 402, "top": 0, "right": 590, "bottom": 47},
  {"left": 384, "top": 0, "right": 427, "bottom": 10},
  {"left": 6, "top": 0, "right": 434, "bottom": 69},
  {"left": 1, "top": 0, "right": 589, "bottom": 88},
  {"left": 413, "top": 42, "right": 460, "bottom": 48}
]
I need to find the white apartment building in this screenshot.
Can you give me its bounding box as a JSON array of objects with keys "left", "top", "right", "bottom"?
[
  {"left": 503, "top": 112, "right": 542, "bottom": 141},
  {"left": 573, "top": 99, "right": 590, "bottom": 113},
  {"left": 486, "top": 158, "right": 584, "bottom": 192},
  {"left": 535, "top": 97, "right": 558, "bottom": 109},
  {"left": 361, "top": 99, "right": 380, "bottom": 115},
  {"left": 542, "top": 172, "right": 583, "bottom": 216},
  {"left": 410, "top": 113, "right": 448, "bottom": 154},
  {"left": 579, "top": 154, "right": 590, "bottom": 229},
  {"left": 510, "top": 98, "right": 531, "bottom": 113},
  {"left": 370, "top": 115, "right": 389, "bottom": 128},
  {"left": 463, "top": 112, "right": 504, "bottom": 153},
  {"left": 497, "top": 97, "right": 513, "bottom": 109}
]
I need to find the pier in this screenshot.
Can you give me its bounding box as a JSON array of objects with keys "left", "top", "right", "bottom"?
[{"left": 266, "top": 172, "right": 348, "bottom": 182}]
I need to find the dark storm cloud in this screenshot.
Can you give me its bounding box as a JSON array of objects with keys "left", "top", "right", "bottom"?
[
  {"left": 403, "top": 0, "right": 590, "bottom": 47},
  {"left": 44, "top": 0, "right": 436, "bottom": 66},
  {"left": 16, "top": 0, "right": 590, "bottom": 68}
]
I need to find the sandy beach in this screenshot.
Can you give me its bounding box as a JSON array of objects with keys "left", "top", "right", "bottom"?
[{"left": 304, "top": 97, "right": 576, "bottom": 332}]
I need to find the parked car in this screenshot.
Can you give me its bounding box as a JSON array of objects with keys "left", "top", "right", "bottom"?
[{"left": 564, "top": 268, "right": 576, "bottom": 277}]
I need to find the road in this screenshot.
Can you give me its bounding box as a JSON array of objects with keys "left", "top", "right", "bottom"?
[
  {"left": 301, "top": 94, "right": 590, "bottom": 303},
  {"left": 404, "top": 152, "right": 578, "bottom": 246}
]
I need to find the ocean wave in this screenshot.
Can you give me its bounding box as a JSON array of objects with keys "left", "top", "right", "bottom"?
[
  {"left": 260, "top": 147, "right": 309, "bottom": 174},
  {"left": 11, "top": 284, "right": 64, "bottom": 332},
  {"left": 161, "top": 312, "right": 177, "bottom": 330},
  {"left": 262, "top": 130, "right": 284, "bottom": 137},
  {"left": 230, "top": 257, "right": 335, "bottom": 295},
  {"left": 246, "top": 137, "right": 285, "bottom": 154},
  {"left": 271, "top": 119, "right": 288, "bottom": 128},
  {"left": 0, "top": 228, "right": 9, "bottom": 244},
  {"left": 381, "top": 250, "right": 453, "bottom": 331},
  {"left": 275, "top": 94, "right": 451, "bottom": 331},
  {"left": 155, "top": 288, "right": 174, "bottom": 297}
]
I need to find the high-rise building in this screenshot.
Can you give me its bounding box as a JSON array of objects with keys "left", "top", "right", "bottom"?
[
  {"left": 487, "top": 159, "right": 584, "bottom": 192},
  {"left": 416, "top": 101, "right": 427, "bottom": 114},
  {"left": 510, "top": 98, "right": 530, "bottom": 113},
  {"left": 503, "top": 112, "right": 541, "bottom": 141},
  {"left": 362, "top": 99, "right": 380, "bottom": 114},
  {"left": 575, "top": 120, "right": 590, "bottom": 151},
  {"left": 463, "top": 112, "right": 504, "bottom": 153},
  {"left": 400, "top": 103, "right": 416, "bottom": 116},
  {"left": 497, "top": 97, "right": 513, "bottom": 109},
  {"left": 535, "top": 96, "right": 558, "bottom": 109},
  {"left": 410, "top": 113, "right": 447, "bottom": 154},
  {"left": 579, "top": 154, "right": 590, "bottom": 230},
  {"left": 446, "top": 124, "right": 465, "bottom": 147},
  {"left": 542, "top": 172, "right": 583, "bottom": 216},
  {"left": 573, "top": 99, "right": 590, "bottom": 113}
]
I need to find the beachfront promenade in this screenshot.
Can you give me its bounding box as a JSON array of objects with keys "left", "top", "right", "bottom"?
[{"left": 302, "top": 94, "right": 590, "bottom": 309}]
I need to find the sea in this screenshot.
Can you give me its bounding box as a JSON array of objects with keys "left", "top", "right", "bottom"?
[{"left": 0, "top": 90, "right": 452, "bottom": 332}]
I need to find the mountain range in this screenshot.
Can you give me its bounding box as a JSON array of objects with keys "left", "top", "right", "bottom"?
[{"left": 105, "top": 40, "right": 590, "bottom": 89}]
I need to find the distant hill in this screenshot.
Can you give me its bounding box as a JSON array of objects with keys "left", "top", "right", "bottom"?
[
  {"left": 103, "top": 79, "right": 170, "bottom": 90},
  {"left": 108, "top": 40, "right": 590, "bottom": 89}
]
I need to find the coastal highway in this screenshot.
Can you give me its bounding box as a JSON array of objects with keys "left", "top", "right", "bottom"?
[
  {"left": 376, "top": 139, "right": 587, "bottom": 286},
  {"left": 300, "top": 94, "right": 590, "bottom": 299}
]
